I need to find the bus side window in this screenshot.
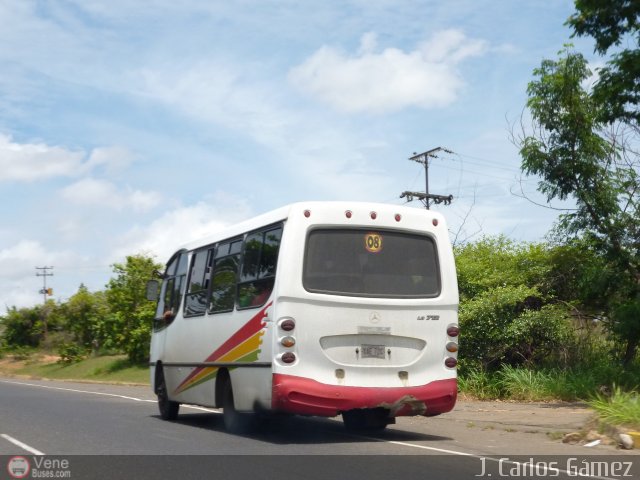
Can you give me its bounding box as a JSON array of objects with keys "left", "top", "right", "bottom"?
[
  {"left": 238, "top": 226, "right": 282, "bottom": 308},
  {"left": 184, "top": 249, "right": 212, "bottom": 317},
  {"left": 209, "top": 240, "right": 241, "bottom": 313},
  {"left": 156, "top": 251, "right": 188, "bottom": 326}
]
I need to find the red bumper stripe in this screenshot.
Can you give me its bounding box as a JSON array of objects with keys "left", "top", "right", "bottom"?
[{"left": 272, "top": 374, "right": 457, "bottom": 417}]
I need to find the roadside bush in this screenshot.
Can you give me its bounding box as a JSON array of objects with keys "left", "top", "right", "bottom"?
[
  {"left": 9, "top": 345, "right": 35, "bottom": 360},
  {"left": 57, "top": 342, "right": 88, "bottom": 365},
  {"left": 40, "top": 331, "right": 73, "bottom": 352},
  {"left": 1, "top": 306, "right": 43, "bottom": 347},
  {"left": 504, "top": 305, "right": 574, "bottom": 367},
  {"left": 589, "top": 387, "right": 640, "bottom": 429},
  {"left": 459, "top": 285, "right": 575, "bottom": 370}
]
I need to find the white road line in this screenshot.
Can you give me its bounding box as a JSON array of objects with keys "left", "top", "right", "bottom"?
[
  {"left": 1, "top": 434, "right": 45, "bottom": 456},
  {"left": 0, "top": 379, "right": 220, "bottom": 413},
  {"left": 387, "top": 439, "right": 476, "bottom": 456}
]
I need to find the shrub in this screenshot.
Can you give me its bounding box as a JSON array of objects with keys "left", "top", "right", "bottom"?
[
  {"left": 57, "top": 342, "right": 88, "bottom": 365},
  {"left": 459, "top": 285, "right": 575, "bottom": 370}
]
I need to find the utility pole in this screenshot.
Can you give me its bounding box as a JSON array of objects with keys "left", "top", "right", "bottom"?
[
  {"left": 36, "top": 266, "right": 54, "bottom": 304},
  {"left": 400, "top": 147, "right": 454, "bottom": 209},
  {"left": 36, "top": 266, "right": 54, "bottom": 339}
]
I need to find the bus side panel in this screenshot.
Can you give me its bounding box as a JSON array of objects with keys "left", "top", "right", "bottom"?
[
  {"left": 161, "top": 303, "right": 275, "bottom": 410},
  {"left": 229, "top": 366, "right": 274, "bottom": 411}
]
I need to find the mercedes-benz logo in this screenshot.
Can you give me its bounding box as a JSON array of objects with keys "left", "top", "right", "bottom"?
[{"left": 369, "top": 312, "right": 381, "bottom": 324}]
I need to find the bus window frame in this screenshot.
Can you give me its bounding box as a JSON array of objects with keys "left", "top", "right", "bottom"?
[
  {"left": 154, "top": 249, "right": 188, "bottom": 330},
  {"left": 183, "top": 246, "right": 215, "bottom": 318},
  {"left": 236, "top": 224, "right": 283, "bottom": 311},
  {"left": 208, "top": 236, "right": 243, "bottom": 315}
]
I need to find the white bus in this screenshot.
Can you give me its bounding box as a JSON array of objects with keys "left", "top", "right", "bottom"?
[{"left": 149, "top": 201, "right": 459, "bottom": 432}]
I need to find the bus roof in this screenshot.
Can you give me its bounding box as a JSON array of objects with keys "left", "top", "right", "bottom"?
[{"left": 176, "top": 201, "right": 446, "bottom": 254}]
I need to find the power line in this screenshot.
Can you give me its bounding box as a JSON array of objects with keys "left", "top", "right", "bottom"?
[{"left": 453, "top": 151, "right": 521, "bottom": 170}]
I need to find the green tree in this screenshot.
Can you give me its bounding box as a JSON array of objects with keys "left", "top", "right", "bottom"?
[
  {"left": 567, "top": 0, "right": 640, "bottom": 123},
  {"left": 519, "top": 46, "right": 640, "bottom": 364},
  {"left": 105, "top": 254, "right": 162, "bottom": 363},
  {"left": 456, "top": 237, "right": 574, "bottom": 370},
  {"left": 65, "top": 284, "right": 109, "bottom": 350},
  {"left": 1, "top": 306, "right": 43, "bottom": 347}
]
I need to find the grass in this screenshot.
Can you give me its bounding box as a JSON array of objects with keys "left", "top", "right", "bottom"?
[
  {"left": 460, "top": 362, "right": 640, "bottom": 402},
  {"left": 0, "top": 352, "right": 150, "bottom": 384},
  {"left": 589, "top": 387, "right": 640, "bottom": 429},
  {"left": 457, "top": 368, "right": 502, "bottom": 399},
  {"left": 498, "top": 365, "right": 554, "bottom": 401}
]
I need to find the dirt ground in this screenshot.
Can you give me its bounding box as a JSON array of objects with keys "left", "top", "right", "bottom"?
[
  {"left": 395, "top": 398, "right": 640, "bottom": 455},
  {"left": 0, "top": 354, "right": 59, "bottom": 373}
]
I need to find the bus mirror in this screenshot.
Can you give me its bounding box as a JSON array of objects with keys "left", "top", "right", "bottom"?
[{"left": 146, "top": 280, "right": 160, "bottom": 301}]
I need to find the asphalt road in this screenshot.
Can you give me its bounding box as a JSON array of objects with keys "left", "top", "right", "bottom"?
[{"left": 1, "top": 377, "right": 637, "bottom": 480}]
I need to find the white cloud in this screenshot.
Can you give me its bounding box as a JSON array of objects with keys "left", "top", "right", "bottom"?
[
  {"left": 111, "top": 194, "right": 254, "bottom": 262},
  {"left": 420, "top": 29, "right": 487, "bottom": 64},
  {"left": 60, "top": 177, "right": 162, "bottom": 213},
  {"left": 0, "top": 134, "right": 85, "bottom": 182},
  {"left": 288, "top": 29, "right": 488, "bottom": 114},
  {"left": 132, "top": 61, "right": 292, "bottom": 151},
  {"left": 85, "top": 146, "right": 136, "bottom": 173},
  {"left": 0, "top": 240, "right": 84, "bottom": 307},
  {"left": 0, "top": 134, "right": 137, "bottom": 182},
  {"left": 0, "top": 240, "right": 52, "bottom": 279}
]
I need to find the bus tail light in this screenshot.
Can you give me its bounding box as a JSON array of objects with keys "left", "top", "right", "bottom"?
[
  {"left": 445, "top": 357, "right": 457, "bottom": 368},
  {"left": 281, "top": 336, "right": 296, "bottom": 348},
  {"left": 281, "top": 352, "right": 296, "bottom": 364},
  {"left": 446, "top": 342, "right": 458, "bottom": 353},
  {"left": 345, "top": 210, "right": 352, "bottom": 219},
  {"left": 447, "top": 325, "right": 459, "bottom": 337},
  {"left": 279, "top": 318, "right": 295, "bottom": 332},
  {"left": 432, "top": 218, "right": 439, "bottom": 226},
  {"left": 395, "top": 214, "right": 401, "bottom": 222},
  {"left": 370, "top": 211, "right": 377, "bottom": 220}
]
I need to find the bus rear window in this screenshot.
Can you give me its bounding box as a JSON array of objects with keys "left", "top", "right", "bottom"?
[{"left": 303, "top": 229, "right": 440, "bottom": 298}]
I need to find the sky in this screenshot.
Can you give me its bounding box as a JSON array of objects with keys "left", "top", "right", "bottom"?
[{"left": 0, "top": 0, "right": 598, "bottom": 308}]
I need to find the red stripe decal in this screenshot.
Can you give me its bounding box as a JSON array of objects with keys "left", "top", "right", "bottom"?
[{"left": 174, "top": 302, "right": 271, "bottom": 393}]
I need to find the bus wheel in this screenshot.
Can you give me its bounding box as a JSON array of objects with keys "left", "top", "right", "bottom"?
[
  {"left": 157, "top": 369, "right": 180, "bottom": 421},
  {"left": 222, "top": 379, "right": 254, "bottom": 434},
  {"left": 342, "top": 408, "right": 389, "bottom": 432}
]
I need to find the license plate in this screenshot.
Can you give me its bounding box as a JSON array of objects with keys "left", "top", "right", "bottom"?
[{"left": 361, "top": 344, "right": 385, "bottom": 359}]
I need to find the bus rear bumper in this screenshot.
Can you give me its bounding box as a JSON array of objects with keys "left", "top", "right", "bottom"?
[{"left": 271, "top": 374, "right": 457, "bottom": 417}]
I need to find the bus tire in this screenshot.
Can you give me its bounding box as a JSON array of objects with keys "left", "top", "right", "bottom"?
[
  {"left": 342, "top": 408, "right": 389, "bottom": 432},
  {"left": 222, "top": 379, "right": 254, "bottom": 434},
  {"left": 157, "top": 368, "right": 180, "bottom": 421}
]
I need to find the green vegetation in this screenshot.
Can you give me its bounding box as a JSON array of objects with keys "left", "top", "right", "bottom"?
[
  {"left": 0, "top": 353, "right": 149, "bottom": 385},
  {"left": 0, "top": 254, "right": 161, "bottom": 366},
  {"left": 460, "top": 364, "right": 640, "bottom": 402},
  {"left": 589, "top": 387, "right": 640, "bottom": 429}
]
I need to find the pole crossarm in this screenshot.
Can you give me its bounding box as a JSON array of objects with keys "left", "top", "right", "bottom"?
[
  {"left": 400, "top": 191, "right": 453, "bottom": 205},
  {"left": 408, "top": 147, "right": 454, "bottom": 165}
]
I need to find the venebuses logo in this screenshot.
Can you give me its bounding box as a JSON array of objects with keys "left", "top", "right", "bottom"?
[{"left": 7, "top": 456, "right": 30, "bottom": 479}]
